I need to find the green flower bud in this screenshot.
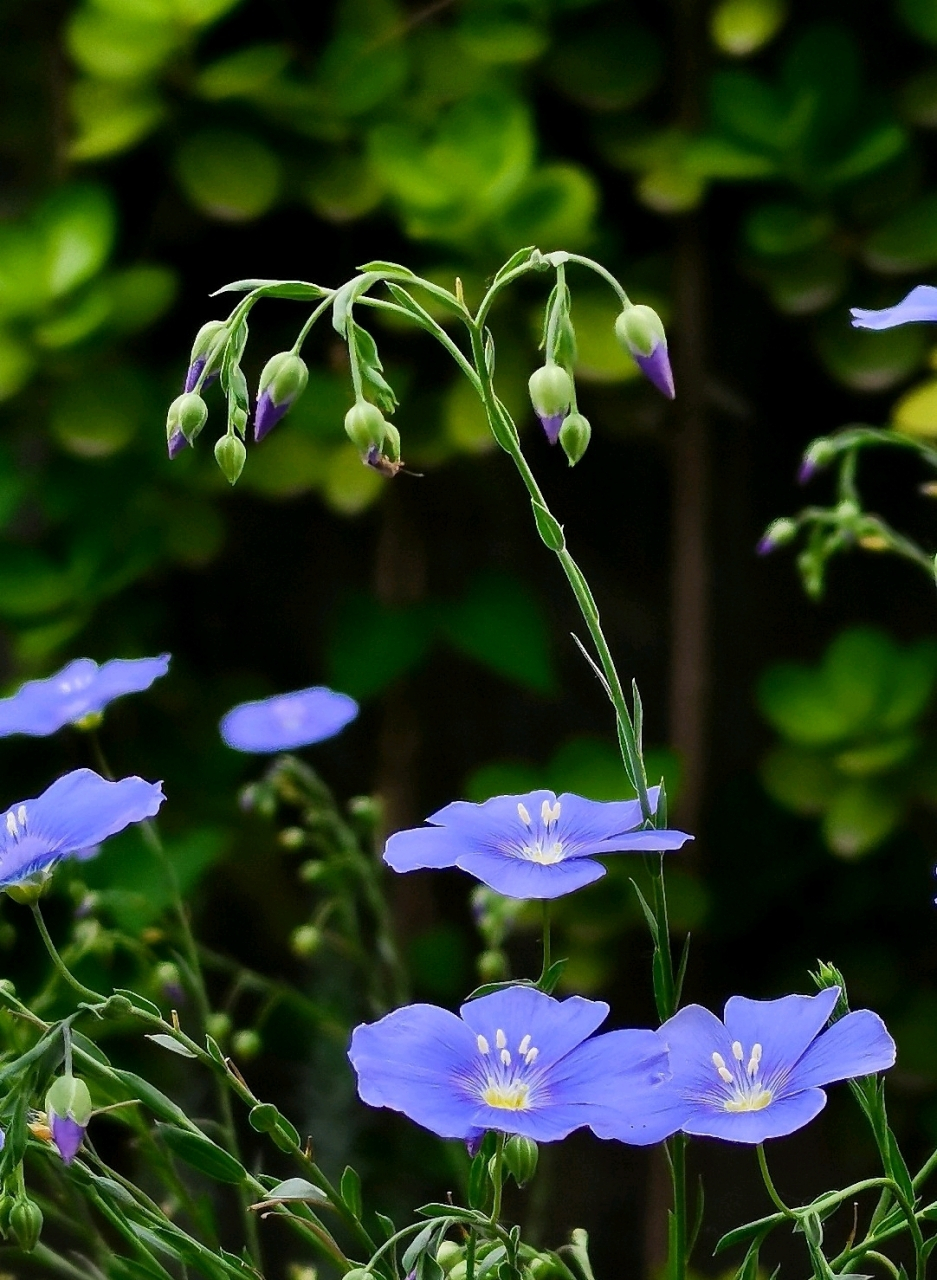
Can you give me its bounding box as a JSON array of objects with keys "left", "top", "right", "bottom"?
[
  {"left": 215, "top": 434, "right": 247, "bottom": 486},
  {"left": 248, "top": 1102, "right": 279, "bottom": 1133},
  {"left": 206, "top": 1011, "right": 232, "bottom": 1043},
  {"left": 290, "top": 924, "right": 322, "bottom": 958},
  {"left": 0, "top": 1193, "right": 15, "bottom": 1235},
  {"left": 528, "top": 364, "right": 573, "bottom": 420},
  {"left": 344, "top": 401, "right": 387, "bottom": 452},
  {"left": 9, "top": 1198, "right": 42, "bottom": 1252},
  {"left": 757, "top": 517, "right": 797, "bottom": 555},
  {"left": 167, "top": 392, "right": 209, "bottom": 445},
  {"left": 232, "top": 1029, "right": 262, "bottom": 1060},
  {"left": 258, "top": 352, "right": 309, "bottom": 407},
  {"left": 299, "top": 859, "right": 327, "bottom": 883},
  {"left": 811, "top": 961, "right": 850, "bottom": 1021},
  {"left": 186, "top": 320, "right": 228, "bottom": 391},
  {"left": 102, "top": 993, "right": 133, "bottom": 1019},
  {"left": 383, "top": 422, "right": 401, "bottom": 462},
  {"left": 437, "top": 1242, "right": 463, "bottom": 1272},
  {"left": 614, "top": 305, "right": 674, "bottom": 399},
  {"left": 558, "top": 412, "right": 591, "bottom": 466},
  {"left": 799, "top": 437, "right": 835, "bottom": 483},
  {"left": 477, "top": 949, "right": 508, "bottom": 982},
  {"left": 503, "top": 1135, "right": 538, "bottom": 1187}
]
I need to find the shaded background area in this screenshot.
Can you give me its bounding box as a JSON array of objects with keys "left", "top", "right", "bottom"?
[{"left": 4, "top": 0, "right": 937, "bottom": 1276}]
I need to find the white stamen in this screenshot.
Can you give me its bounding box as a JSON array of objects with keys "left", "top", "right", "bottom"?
[
  {"left": 525, "top": 1048, "right": 539, "bottom": 1065},
  {"left": 518, "top": 1034, "right": 531, "bottom": 1055},
  {"left": 718, "top": 1066, "right": 734, "bottom": 1084},
  {"left": 5, "top": 812, "right": 17, "bottom": 837},
  {"left": 500, "top": 1049, "right": 511, "bottom": 1065},
  {"left": 541, "top": 799, "right": 561, "bottom": 826},
  {"left": 731, "top": 1041, "right": 744, "bottom": 1060},
  {"left": 495, "top": 1029, "right": 507, "bottom": 1049},
  {"left": 517, "top": 803, "right": 532, "bottom": 827},
  {"left": 747, "top": 1043, "right": 762, "bottom": 1077},
  {"left": 711, "top": 1051, "right": 727, "bottom": 1071},
  {"left": 477, "top": 1035, "right": 490, "bottom": 1054}
]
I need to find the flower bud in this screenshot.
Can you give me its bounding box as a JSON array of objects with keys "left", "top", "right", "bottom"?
[
  {"left": 102, "top": 993, "right": 133, "bottom": 1019},
  {"left": 290, "top": 924, "right": 322, "bottom": 958},
  {"left": 756, "top": 517, "right": 797, "bottom": 556},
  {"left": 383, "top": 422, "right": 401, "bottom": 462},
  {"left": 558, "top": 412, "right": 591, "bottom": 466},
  {"left": 811, "top": 961, "right": 850, "bottom": 1021},
  {"left": 344, "top": 401, "right": 387, "bottom": 452},
  {"left": 798, "top": 437, "right": 835, "bottom": 484},
  {"left": 5, "top": 875, "right": 51, "bottom": 906},
  {"left": 215, "top": 435, "right": 247, "bottom": 486},
  {"left": 528, "top": 364, "right": 573, "bottom": 444},
  {"left": 248, "top": 1102, "right": 279, "bottom": 1133},
  {"left": 254, "top": 352, "right": 309, "bottom": 442},
  {"left": 477, "top": 949, "right": 508, "bottom": 982},
  {"left": 503, "top": 1135, "right": 538, "bottom": 1187},
  {"left": 437, "top": 1241, "right": 462, "bottom": 1273},
  {"left": 232, "top": 1028, "right": 262, "bottom": 1060},
  {"left": 156, "top": 961, "right": 184, "bottom": 1003},
  {"left": 614, "top": 305, "right": 675, "bottom": 400},
  {"left": 206, "top": 1011, "right": 232, "bottom": 1043},
  {"left": 166, "top": 392, "right": 209, "bottom": 459},
  {"left": 185, "top": 320, "right": 227, "bottom": 393},
  {"left": 9, "top": 1198, "right": 42, "bottom": 1252},
  {"left": 46, "top": 1074, "right": 93, "bottom": 1165}
]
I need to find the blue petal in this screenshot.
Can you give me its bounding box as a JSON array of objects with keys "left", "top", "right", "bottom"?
[
  {"left": 659, "top": 1004, "right": 738, "bottom": 1103},
  {"left": 586, "top": 829, "right": 692, "bottom": 854},
  {"left": 547, "top": 1028, "right": 687, "bottom": 1146},
  {"left": 723, "top": 988, "right": 840, "bottom": 1086},
  {"left": 455, "top": 850, "right": 606, "bottom": 899},
  {"left": 459, "top": 988, "right": 608, "bottom": 1068},
  {"left": 682, "top": 1088, "right": 827, "bottom": 1143},
  {"left": 220, "top": 687, "right": 358, "bottom": 753},
  {"left": 384, "top": 826, "right": 466, "bottom": 871},
  {"left": 0, "top": 770, "right": 164, "bottom": 887},
  {"left": 851, "top": 286, "right": 937, "bottom": 330},
  {"left": 51, "top": 1114, "right": 86, "bottom": 1164},
  {"left": 785, "top": 1010, "right": 895, "bottom": 1093},
  {"left": 348, "top": 1004, "right": 479, "bottom": 1140},
  {"left": 0, "top": 655, "right": 170, "bottom": 738},
  {"left": 428, "top": 793, "right": 559, "bottom": 842}
]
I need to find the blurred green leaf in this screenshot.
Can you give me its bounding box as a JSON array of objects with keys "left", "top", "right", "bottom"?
[
  {"left": 864, "top": 193, "right": 937, "bottom": 272},
  {"left": 494, "top": 163, "right": 598, "bottom": 252},
  {"left": 710, "top": 0, "right": 787, "bottom": 57},
  {"left": 175, "top": 130, "right": 282, "bottom": 222},
  {"left": 761, "top": 744, "right": 840, "bottom": 814},
  {"left": 822, "top": 781, "right": 902, "bottom": 858},
  {"left": 813, "top": 314, "right": 928, "bottom": 391},
  {"left": 0, "top": 332, "right": 36, "bottom": 400},
  {"left": 49, "top": 367, "right": 151, "bottom": 458},
  {"left": 744, "top": 203, "right": 832, "bottom": 256},
  {"left": 898, "top": 0, "right": 937, "bottom": 45},
  {"left": 326, "top": 591, "right": 434, "bottom": 700},
  {"left": 197, "top": 44, "right": 291, "bottom": 99},
  {"left": 546, "top": 19, "right": 662, "bottom": 111},
  {"left": 70, "top": 81, "right": 165, "bottom": 160},
  {"left": 441, "top": 571, "right": 555, "bottom": 694},
  {"left": 105, "top": 265, "right": 177, "bottom": 334},
  {"left": 305, "top": 152, "right": 385, "bottom": 223},
  {"left": 36, "top": 183, "right": 116, "bottom": 299},
  {"left": 0, "top": 548, "right": 78, "bottom": 620},
  {"left": 66, "top": 7, "right": 178, "bottom": 80},
  {"left": 457, "top": 8, "right": 548, "bottom": 64}
]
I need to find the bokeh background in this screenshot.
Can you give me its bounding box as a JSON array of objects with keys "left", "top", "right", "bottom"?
[{"left": 5, "top": 0, "right": 937, "bottom": 1275}]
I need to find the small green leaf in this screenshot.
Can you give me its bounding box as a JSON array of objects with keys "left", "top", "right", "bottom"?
[
  {"left": 531, "top": 502, "right": 565, "bottom": 551},
  {"left": 255, "top": 1177, "right": 328, "bottom": 1205},
  {"left": 340, "top": 1165, "right": 363, "bottom": 1220},
  {"left": 145, "top": 1034, "right": 197, "bottom": 1058},
  {"left": 157, "top": 1125, "right": 246, "bottom": 1185}
]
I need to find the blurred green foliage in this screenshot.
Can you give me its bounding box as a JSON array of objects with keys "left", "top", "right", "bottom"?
[{"left": 759, "top": 626, "right": 937, "bottom": 857}]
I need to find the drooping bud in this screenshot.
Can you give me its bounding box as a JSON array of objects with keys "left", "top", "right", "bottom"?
[
  {"left": 166, "top": 392, "right": 209, "bottom": 459},
  {"left": 232, "top": 1028, "right": 262, "bottom": 1060},
  {"left": 756, "top": 517, "right": 797, "bottom": 556},
  {"left": 559, "top": 412, "right": 591, "bottom": 466},
  {"left": 155, "top": 961, "right": 184, "bottom": 1004},
  {"left": 46, "top": 1074, "right": 93, "bottom": 1165},
  {"left": 810, "top": 961, "right": 850, "bottom": 1021},
  {"left": 614, "top": 305, "right": 675, "bottom": 400},
  {"left": 436, "top": 1241, "right": 462, "bottom": 1273},
  {"left": 9, "top": 1198, "right": 42, "bottom": 1252},
  {"left": 290, "top": 924, "right": 322, "bottom": 958},
  {"left": 798, "top": 437, "right": 835, "bottom": 484},
  {"left": 528, "top": 364, "right": 573, "bottom": 444},
  {"left": 503, "top": 1134, "right": 539, "bottom": 1187},
  {"left": 215, "top": 435, "right": 247, "bottom": 486},
  {"left": 184, "top": 320, "right": 227, "bottom": 392},
  {"left": 254, "top": 352, "right": 309, "bottom": 442},
  {"left": 344, "top": 401, "right": 387, "bottom": 453}
]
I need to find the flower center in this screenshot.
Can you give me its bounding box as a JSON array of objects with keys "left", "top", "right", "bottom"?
[
  {"left": 515, "top": 799, "right": 565, "bottom": 864},
  {"left": 476, "top": 1027, "right": 540, "bottom": 1111},
  {"left": 711, "top": 1043, "right": 774, "bottom": 1113}
]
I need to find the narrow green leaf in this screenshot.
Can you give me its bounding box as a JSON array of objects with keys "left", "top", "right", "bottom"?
[
  {"left": 493, "top": 247, "right": 538, "bottom": 284},
  {"left": 157, "top": 1124, "right": 246, "bottom": 1185},
  {"left": 538, "top": 958, "right": 569, "bottom": 995},
  {"left": 340, "top": 1164, "right": 363, "bottom": 1220},
  {"left": 357, "top": 260, "right": 415, "bottom": 277},
  {"left": 112, "top": 1071, "right": 192, "bottom": 1128},
  {"left": 714, "top": 1215, "right": 782, "bottom": 1256},
  {"left": 531, "top": 501, "right": 565, "bottom": 551},
  {"left": 145, "top": 1033, "right": 197, "bottom": 1058},
  {"left": 211, "top": 279, "right": 327, "bottom": 300}
]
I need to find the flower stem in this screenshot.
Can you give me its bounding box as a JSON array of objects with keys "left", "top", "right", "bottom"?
[
  {"left": 756, "top": 1144, "right": 795, "bottom": 1218},
  {"left": 668, "top": 1134, "right": 688, "bottom": 1280},
  {"left": 490, "top": 1132, "right": 506, "bottom": 1225},
  {"left": 539, "top": 901, "right": 552, "bottom": 987},
  {"left": 30, "top": 905, "right": 104, "bottom": 1003}
]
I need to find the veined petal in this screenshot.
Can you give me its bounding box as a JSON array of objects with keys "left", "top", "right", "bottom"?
[
  {"left": 455, "top": 849, "right": 606, "bottom": 899},
  {"left": 722, "top": 988, "right": 839, "bottom": 1087},
  {"left": 384, "top": 826, "right": 469, "bottom": 872},
  {"left": 553, "top": 789, "right": 657, "bottom": 847},
  {"left": 585, "top": 829, "right": 692, "bottom": 854},
  {"left": 459, "top": 988, "right": 608, "bottom": 1069},
  {"left": 428, "top": 793, "right": 558, "bottom": 842},
  {"left": 683, "top": 1088, "right": 827, "bottom": 1143},
  {"left": 785, "top": 1011, "right": 895, "bottom": 1093},
  {"left": 659, "top": 1004, "right": 738, "bottom": 1101},
  {"left": 851, "top": 286, "right": 937, "bottom": 330}
]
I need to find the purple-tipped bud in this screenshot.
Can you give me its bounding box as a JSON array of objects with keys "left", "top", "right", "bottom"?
[
  {"left": 46, "top": 1074, "right": 92, "bottom": 1166},
  {"left": 614, "top": 305, "right": 675, "bottom": 400},
  {"left": 168, "top": 428, "right": 188, "bottom": 460},
  {"left": 345, "top": 400, "right": 388, "bottom": 452},
  {"left": 184, "top": 320, "right": 228, "bottom": 393},
  {"left": 528, "top": 364, "right": 573, "bottom": 443},
  {"left": 798, "top": 438, "right": 836, "bottom": 484},
  {"left": 757, "top": 518, "right": 797, "bottom": 556},
  {"left": 166, "top": 392, "right": 208, "bottom": 459},
  {"left": 254, "top": 352, "right": 309, "bottom": 442}
]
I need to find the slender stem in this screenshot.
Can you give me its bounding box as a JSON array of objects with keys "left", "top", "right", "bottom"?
[
  {"left": 293, "top": 292, "right": 337, "bottom": 352},
  {"left": 669, "top": 1134, "right": 688, "bottom": 1280},
  {"left": 30, "top": 906, "right": 103, "bottom": 1003},
  {"left": 466, "top": 1228, "right": 477, "bottom": 1280},
  {"left": 540, "top": 901, "right": 551, "bottom": 984},
  {"left": 489, "top": 1133, "right": 506, "bottom": 1225},
  {"left": 757, "top": 1145, "right": 795, "bottom": 1218},
  {"left": 545, "top": 264, "right": 565, "bottom": 363}
]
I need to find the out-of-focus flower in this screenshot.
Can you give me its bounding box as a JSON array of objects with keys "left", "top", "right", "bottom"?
[
  {"left": 349, "top": 985, "right": 680, "bottom": 1145},
  {"left": 656, "top": 986, "right": 895, "bottom": 1143},
  {"left": 850, "top": 285, "right": 937, "bottom": 330},
  {"left": 384, "top": 789, "right": 691, "bottom": 900},
  {"left": 0, "top": 655, "right": 170, "bottom": 738},
  {"left": 0, "top": 769, "right": 165, "bottom": 891},
  {"left": 220, "top": 686, "right": 358, "bottom": 753}
]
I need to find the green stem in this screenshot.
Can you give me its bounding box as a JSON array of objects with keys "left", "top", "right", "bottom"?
[
  {"left": 757, "top": 1144, "right": 795, "bottom": 1218},
  {"left": 539, "top": 901, "right": 552, "bottom": 986},
  {"left": 669, "top": 1134, "right": 688, "bottom": 1280},
  {"left": 30, "top": 905, "right": 103, "bottom": 1003},
  {"left": 489, "top": 1132, "right": 506, "bottom": 1225}
]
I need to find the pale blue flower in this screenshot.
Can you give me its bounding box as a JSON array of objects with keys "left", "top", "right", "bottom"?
[
  {"left": 0, "top": 656, "right": 170, "bottom": 738},
  {"left": 220, "top": 686, "right": 358, "bottom": 753},
  {"left": 850, "top": 285, "right": 937, "bottom": 330}
]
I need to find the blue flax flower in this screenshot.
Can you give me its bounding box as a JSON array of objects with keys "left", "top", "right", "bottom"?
[
  {"left": 384, "top": 788, "right": 691, "bottom": 900},
  {"left": 349, "top": 985, "right": 680, "bottom": 1145},
  {"left": 656, "top": 986, "right": 895, "bottom": 1143},
  {"left": 0, "top": 769, "right": 165, "bottom": 890},
  {"left": 0, "top": 655, "right": 170, "bottom": 738},
  {"left": 220, "top": 686, "right": 359, "bottom": 753},
  {"left": 850, "top": 285, "right": 937, "bottom": 330}
]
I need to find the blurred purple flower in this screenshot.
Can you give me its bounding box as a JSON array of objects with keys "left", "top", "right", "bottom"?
[
  {"left": 0, "top": 769, "right": 165, "bottom": 890},
  {"left": 349, "top": 985, "right": 680, "bottom": 1145},
  {"left": 384, "top": 788, "right": 692, "bottom": 900},
  {"left": 0, "top": 656, "right": 170, "bottom": 738},
  {"left": 851, "top": 285, "right": 937, "bottom": 331},
  {"left": 220, "top": 686, "right": 358, "bottom": 753},
  {"left": 656, "top": 987, "right": 895, "bottom": 1143}
]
